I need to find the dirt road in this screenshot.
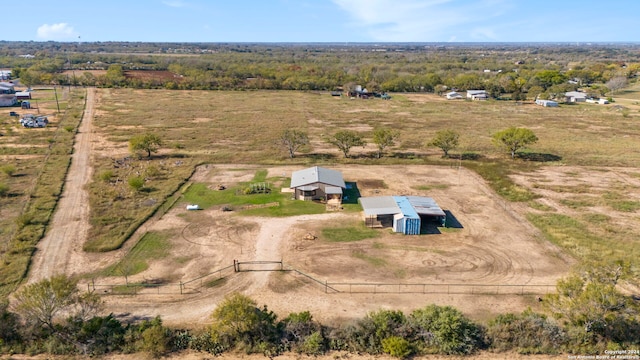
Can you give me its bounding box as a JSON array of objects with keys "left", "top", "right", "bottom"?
[{"left": 28, "top": 88, "right": 96, "bottom": 282}]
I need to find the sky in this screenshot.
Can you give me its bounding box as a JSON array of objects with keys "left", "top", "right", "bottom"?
[{"left": 2, "top": 0, "right": 639, "bottom": 43}]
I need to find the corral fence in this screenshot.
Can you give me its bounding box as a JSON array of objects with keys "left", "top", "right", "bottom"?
[
  {"left": 83, "top": 261, "right": 554, "bottom": 297},
  {"left": 326, "top": 282, "right": 554, "bottom": 295}
]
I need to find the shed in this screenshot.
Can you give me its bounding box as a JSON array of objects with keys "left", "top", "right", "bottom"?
[
  {"left": 565, "top": 91, "right": 587, "bottom": 103},
  {"left": 393, "top": 196, "right": 421, "bottom": 235},
  {"left": 359, "top": 195, "right": 446, "bottom": 235},
  {"left": 467, "top": 90, "right": 488, "bottom": 100},
  {"left": 16, "top": 91, "right": 31, "bottom": 100},
  {"left": 536, "top": 99, "right": 558, "bottom": 107},
  {"left": 446, "top": 91, "right": 463, "bottom": 100}
]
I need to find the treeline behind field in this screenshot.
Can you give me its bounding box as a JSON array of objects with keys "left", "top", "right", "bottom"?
[{"left": 2, "top": 42, "right": 639, "bottom": 98}]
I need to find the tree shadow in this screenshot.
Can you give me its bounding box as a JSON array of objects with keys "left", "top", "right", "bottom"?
[
  {"left": 448, "top": 152, "right": 482, "bottom": 160},
  {"left": 301, "top": 152, "right": 337, "bottom": 161},
  {"left": 343, "top": 181, "right": 361, "bottom": 204},
  {"left": 517, "top": 152, "right": 562, "bottom": 162},
  {"left": 390, "top": 151, "right": 419, "bottom": 159},
  {"left": 444, "top": 210, "right": 463, "bottom": 229}
]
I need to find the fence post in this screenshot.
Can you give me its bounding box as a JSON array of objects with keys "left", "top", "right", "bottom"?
[
  {"left": 325, "top": 280, "right": 327, "bottom": 294},
  {"left": 180, "top": 282, "right": 183, "bottom": 295}
]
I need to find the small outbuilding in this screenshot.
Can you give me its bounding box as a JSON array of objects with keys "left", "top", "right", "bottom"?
[
  {"left": 360, "top": 195, "right": 446, "bottom": 235},
  {"left": 565, "top": 91, "right": 587, "bottom": 103},
  {"left": 466, "top": 90, "right": 488, "bottom": 100},
  {"left": 290, "top": 166, "right": 346, "bottom": 203},
  {"left": 535, "top": 99, "right": 558, "bottom": 107},
  {"left": 446, "top": 91, "right": 463, "bottom": 100}
]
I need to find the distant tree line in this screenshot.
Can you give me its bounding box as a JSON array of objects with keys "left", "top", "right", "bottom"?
[{"left": 1, "top": 42, "right": 638, "bottom": 99}]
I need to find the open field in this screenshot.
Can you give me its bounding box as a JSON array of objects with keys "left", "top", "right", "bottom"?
[
  {"left": 4, "top": 87, "right": 640, "bottom": 329},
  {"left": 0, "top": 86, "right": 85, "bottom": 297}
]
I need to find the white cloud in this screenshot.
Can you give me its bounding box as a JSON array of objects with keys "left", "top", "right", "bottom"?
[
  {"left": 331, "top": 0, "right": 513, "bottom": 41},
  {"left": 36, "top": 23, "right": 78, "bottom": 40},
  {"left": 162, "top": 0, "right": 187, "bottom": 7}
]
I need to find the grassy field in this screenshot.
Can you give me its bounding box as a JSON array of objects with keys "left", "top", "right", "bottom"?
[
  {"left": 85, "top": 88, "right": 640, "bottom": 281},
  {"left": 0, "top": 87, "right": 84, "bottom": 298},
  {"left": 3, "top": 85, "right": 640, "bottom": 298}
]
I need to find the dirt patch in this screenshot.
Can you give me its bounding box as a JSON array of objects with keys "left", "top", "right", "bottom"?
[{"left": 89, "top": 164, "right": 571, "bottom": 327}]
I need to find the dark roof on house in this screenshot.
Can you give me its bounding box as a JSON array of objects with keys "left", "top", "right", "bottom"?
[{"left": 290, "top": 166, "right": 346, "bottom": 189}]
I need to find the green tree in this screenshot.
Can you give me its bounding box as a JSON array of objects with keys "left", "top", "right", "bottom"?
[
  {"left": 408, "top": 305, "right": 484, "bottom": 355},
  {"left": 210, "top": 293, "right": 281, "bottom": 353},
  {"left": 12, "top": 275, "right": 103, "bottom": 331},
  {"left": 279, "top": 129, "right": 309, "bottom": 158},
  {"left": 545, "top": 262, "right": 639, "bottom": 347},
  {"left": 492, "top": 127, "right": 538, "bottom": 159},
  {"left": 428, "top": 129, "right": 460, "bottom": 158},
  {"left": 327, "top": 130, "right": 366, "bottom": 158},
  {"left": 129, "top": 133, "right": 162, "bottom": 158},
  {"left": 372, "top": 127, "right": 399, "bottom": 158}
]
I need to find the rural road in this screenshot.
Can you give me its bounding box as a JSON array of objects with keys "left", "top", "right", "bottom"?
[{"left": 28, "top": 88, "right": 96, "bottom": 282}]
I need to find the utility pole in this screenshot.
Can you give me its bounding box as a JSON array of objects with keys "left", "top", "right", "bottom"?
[{"left": 53, "top": 86, "right": 60, "bottom": 113}]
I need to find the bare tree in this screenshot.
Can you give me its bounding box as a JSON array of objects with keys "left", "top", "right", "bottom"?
[
  {"left": 279, "top": 129, "right": 309, "bottom": 158},
  {"left": 605, "top": 76, "right": 628, "bottom": 95}
]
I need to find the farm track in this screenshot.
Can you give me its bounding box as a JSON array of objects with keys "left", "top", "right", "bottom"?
[{"left": 28, "top": 88, "right": 95, "bottom": 282}]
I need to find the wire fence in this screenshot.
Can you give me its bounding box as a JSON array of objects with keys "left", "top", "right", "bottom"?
[{"left": 83, "top": 261, "right": 555, "bottom": 297}]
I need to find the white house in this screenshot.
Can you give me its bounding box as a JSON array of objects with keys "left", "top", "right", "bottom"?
[
  {"left": 290, "top": 166, "right": 346, "bottom": 202},
  {"left": 446, "top": 91, "right": 463, "bottom": 100},
  {"left": 565, "top": 91, "right": 587, "bottom": 103},
  {"left": 466, "top": 90, "right": 488, "bottom": 100}
]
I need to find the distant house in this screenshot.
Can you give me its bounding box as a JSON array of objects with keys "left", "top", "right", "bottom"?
[
  {"left": 565, "top": 91, "right": 587, "bottom": 103},
  {"left": 0, "top": 82, "right": 15, "bottom": 94},
  {"left": 446, "top": 91, "right": 463, "bottom": 100},
  {"left": 0, "top": 94, "right": 17, "bottom": 107},
  {"left": 536, "top": 99, "right": 558, "bottom": 107},
  {"left": 466, "top": 90, "right": 488, "bottom": 100},
  {"left": 360, "top": 196, "right": 446, "bottom": 235},
  {"left": 290, "top": 166, "right": 346, "bottom": 203}
]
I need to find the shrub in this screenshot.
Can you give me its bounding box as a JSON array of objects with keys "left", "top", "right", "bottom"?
[
  {"left": 487, "top": 310, "right": 566, "bottom": 354},
  {"left": 99, "top": 170, "right": 114, "bottom": 182},
  {"left": 408, "top": 305, "right": 485, "bottom": 355},
  {"left": 0, "top": 183, "right": 8, "bottom": 197},
  {"left": 382, "top": 336, "right": 412, "bottom": 358},
  {"left": 1, "top": 165, "right": 16, "bottom": 177},
  {"left": 127, "top": 176, "right": 144, "bottom": 191}
]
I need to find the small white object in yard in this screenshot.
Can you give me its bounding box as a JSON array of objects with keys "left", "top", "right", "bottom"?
[{"left": 186, "top": 204, "right": 200, "bottom": 210}]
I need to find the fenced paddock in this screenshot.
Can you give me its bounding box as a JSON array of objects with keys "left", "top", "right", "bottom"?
[{"left": 83, "top": 261, "right": 555, "bottom": 297}]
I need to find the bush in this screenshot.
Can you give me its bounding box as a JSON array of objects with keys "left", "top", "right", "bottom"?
[
  {"left": 99, "top": 170, "right": 114, "bottom": 182},
  {"left": 487, "top": 310, "right": 566, "bottom": 354},
  {"left": 0, "top": 183, "right": 8, "bottom": 197},
  {"left": 127, "top": 176, "right": 144, "bottom": 191},
  {"left": 1, "top": 165, "right": 16, "bottom": 177},
  {"left": 407, "top": 305, "right": 485, "bottom": 355},
  {"left": 382, "top": 336, "right": 412, "bottom": 358}
]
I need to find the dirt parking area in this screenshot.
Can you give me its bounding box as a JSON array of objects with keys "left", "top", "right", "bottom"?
[{"left": 97, "top": 164, "right": 571, "bottom": 326}]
